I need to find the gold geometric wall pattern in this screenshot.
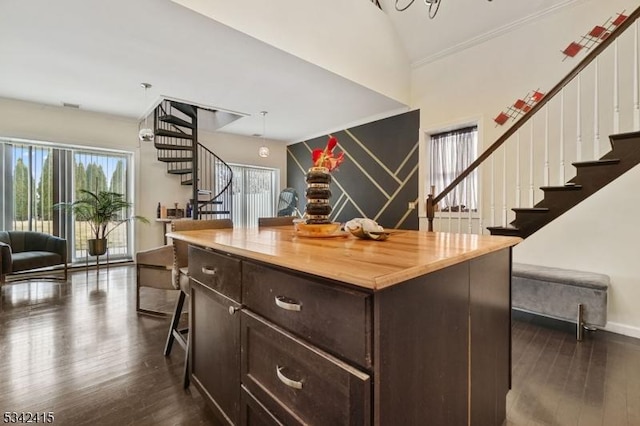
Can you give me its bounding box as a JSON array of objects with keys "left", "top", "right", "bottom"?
[{"left": 287, "top": 110, "right": 419, "bottom": 229}]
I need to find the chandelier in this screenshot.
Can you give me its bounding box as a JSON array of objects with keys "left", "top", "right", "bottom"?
[{"left": 395, "top": 0, "right": 442, "bottom": 19}]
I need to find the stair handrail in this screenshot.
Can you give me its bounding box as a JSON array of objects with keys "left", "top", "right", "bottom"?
[
  {"left": 197, "top": 141, "right": 234, "bottom": 204},
  {"left": 426, "top": 6, "right": 640, "bottom": 231}
]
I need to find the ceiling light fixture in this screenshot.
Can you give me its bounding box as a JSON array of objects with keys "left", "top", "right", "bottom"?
[
  {"left": 138, "top": 83, "right": 155, "bottom": 142},
  {"left": 258, "top": 111, "right": 270, "bottom": 158},
  {"left": 395, "top": 0, "right": 441, "bottom": 19}
]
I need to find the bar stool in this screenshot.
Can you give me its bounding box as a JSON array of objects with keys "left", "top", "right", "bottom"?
[{"left": 163, "top": 218, "right": 234, "bottom": 388}]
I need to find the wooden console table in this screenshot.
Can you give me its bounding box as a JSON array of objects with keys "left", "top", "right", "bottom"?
[{"left": 167, "top": 227, "right": 521, "bottom": 425}]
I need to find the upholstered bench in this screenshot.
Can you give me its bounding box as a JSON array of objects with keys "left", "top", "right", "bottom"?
[{"left": 512, "top": 263, "right": 609, "bottom": 340}]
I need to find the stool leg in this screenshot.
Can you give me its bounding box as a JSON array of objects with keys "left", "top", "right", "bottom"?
[
  {"left": 183, "top": 330, "right": 190, "bottom": 388},
  {"left": 165, "top": 290, "right": 186, "bottom": 356}
]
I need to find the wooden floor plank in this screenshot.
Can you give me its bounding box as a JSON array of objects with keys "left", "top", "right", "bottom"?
[{"left": 2, "top": 266, "right": 640, "bottom": 425}]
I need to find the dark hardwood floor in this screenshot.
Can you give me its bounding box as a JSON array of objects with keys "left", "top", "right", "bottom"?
[{"left": 1, "top": 265, "right": 639, "bottom": 425}]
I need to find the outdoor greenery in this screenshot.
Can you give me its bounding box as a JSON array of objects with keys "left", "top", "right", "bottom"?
[
  {"left": 14, "top": 158, "right": 29, "bottom": 220},
  {"left": 12, "top": 157, "right": 127, "bottom": 221}
]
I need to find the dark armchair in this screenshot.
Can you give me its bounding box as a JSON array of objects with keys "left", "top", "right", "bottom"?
[{"left": 0, "top": 231, "right": 68, "bottom": 284}]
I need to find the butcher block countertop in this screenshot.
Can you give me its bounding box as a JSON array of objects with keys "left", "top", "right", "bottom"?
[{"left": 167, "top": 227, "right": 521, "bottom": 291}]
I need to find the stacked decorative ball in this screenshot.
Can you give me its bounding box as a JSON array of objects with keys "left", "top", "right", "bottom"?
[{"left": 304, "top": 167, "right": 332, "bottom": 224}]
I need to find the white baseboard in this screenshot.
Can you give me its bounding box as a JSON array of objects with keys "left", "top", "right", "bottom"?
[{"left": 603, "top": 322, "right": 640, "bottom": 339}]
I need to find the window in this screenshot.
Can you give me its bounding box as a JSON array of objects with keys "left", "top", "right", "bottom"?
[
  {"left": 0, "top": 139, "right": 135, "bottom": 262},
  {"left": 429, "top": 126, "right": 478, "bottom": 212},
  {"left": 230, "top": 164, "right": 279, "bottom": 228}
]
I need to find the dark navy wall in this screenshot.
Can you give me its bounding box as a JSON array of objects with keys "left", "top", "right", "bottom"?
[{"left": 287, "top": 109, "right": 420, "bottom": 230}]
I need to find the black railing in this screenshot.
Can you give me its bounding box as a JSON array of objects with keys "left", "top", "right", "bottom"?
[{"left": 154, "top": 99, "right": 233, "bottom": 220}]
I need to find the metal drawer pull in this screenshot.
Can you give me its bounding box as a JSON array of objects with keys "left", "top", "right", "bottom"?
[
  {"left": 228, "top": 306, "right": 239, "bottom": 315},
  {"left": 276, "top": 366, "right": 303, "bottom": 390},
  {"left": 274, "top": 296, "right": 301, "bottom": 312},
  {"left": 201, "top": 266, "right": 217, "bottom": 276}
]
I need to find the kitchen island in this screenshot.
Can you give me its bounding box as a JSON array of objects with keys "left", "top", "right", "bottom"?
[{"left": 167, "top": 227, "right": 521, "bottom": 426}]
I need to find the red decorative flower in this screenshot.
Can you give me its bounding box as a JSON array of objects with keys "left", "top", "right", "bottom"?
[{"left": 313, "top": 136, "right": 345, "bottom": 172}]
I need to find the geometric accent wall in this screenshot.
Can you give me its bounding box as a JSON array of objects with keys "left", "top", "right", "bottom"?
[{"left": 287, "top": 109, "right": 420, "bottom": 230}]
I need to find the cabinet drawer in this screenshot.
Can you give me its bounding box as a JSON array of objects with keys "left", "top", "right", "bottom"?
[
  {"left": 243, "top": 262, "right": 371, "bottom": 368},
  {"left": 189, "top": 245, "right": 242, "bottom": 302},
  {"left": 240, "top": 385, "right": 285, "bottom": 426},
  {"left": 241, "top": 311, "right": 371, "bottom": 426}
]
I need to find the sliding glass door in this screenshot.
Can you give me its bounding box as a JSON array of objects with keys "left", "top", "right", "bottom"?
[
  {"left": 230, "top": 164, "right": 279, "bottom": 228},
  {"left": 0, "top": 138, "right": 134, "bottom": 262}
]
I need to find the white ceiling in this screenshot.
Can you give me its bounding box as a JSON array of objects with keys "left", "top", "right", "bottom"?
[{"left": 0, "top": 0, "right": 574, "bottom": 143}]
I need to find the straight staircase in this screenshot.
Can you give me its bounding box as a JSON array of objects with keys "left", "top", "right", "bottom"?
[{"left": 427, "top": 6, "right": 640, "bottom": 238}]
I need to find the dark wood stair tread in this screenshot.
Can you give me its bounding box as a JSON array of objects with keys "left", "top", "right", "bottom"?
[
  {"left": 610, "top": 130, "right": 640, "bottom": 140},
  {"left": 155, "top": 129, "right": 194, "bottom": 139},
  {"left": 181, "top": 179, "right": 193, "bottom": 185},
  {"left": 158, "top": 156, "right": 193, "bottom": 163},
  {"left": 158, "top": 115, "right": 194, "bottom": 129},
  {"left": 196, "top": 199, "right": 223, "bottom": 205},
  {"left": 168, "top": 168, "right": 192, "bottom": 175},
  {"left": 199, "top": 210, "right": 231, "bottom": 215},
  {"left": 512, "top": 207, "right": 550, "bottom": 213},
  {"left": 572, "top": 158, "right": 620, "bottom": 167},
  {"left": 154, "top": 143, "right": 193, "bottom": 151},
  {"left": 540, "top": 184, "right": 582, "bottom": 191},
  {"left": 487, "top": 226, "right": 521, "bottom": 236},
  {"left": 170, "top": 101, "right": 197, "bottom": 118}
]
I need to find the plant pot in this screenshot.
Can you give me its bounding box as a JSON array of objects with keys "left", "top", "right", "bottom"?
[{"left": 87, "top": 238, "right": 108, "bottom": 256}]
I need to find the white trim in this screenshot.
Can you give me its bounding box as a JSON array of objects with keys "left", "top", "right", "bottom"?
[
  {"left": 412, "top": 0, "right": 580, "bottom": 68},
  {"left": 603, "top": 321, "right": 640, "bottom": 339}
]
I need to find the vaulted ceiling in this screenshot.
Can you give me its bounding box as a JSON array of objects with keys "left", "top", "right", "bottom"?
[{"left": 0, "top": 0, "right": 575, "bottom": 143}]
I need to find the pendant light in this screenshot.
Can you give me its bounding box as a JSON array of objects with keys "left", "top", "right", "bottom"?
[
  {"left": 138, "top": 83, "right": 155, "bottom": 142},
  {"left": 258, "top": 111, "right": 270, "bottom": 158}
]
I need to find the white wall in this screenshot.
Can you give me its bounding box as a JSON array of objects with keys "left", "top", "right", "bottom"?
[
  {"left": 412, "top": 0, "right": 640, "bottom": 335},
  {"left": 0, "top": 97, "right": 286, "bottom": 252}
]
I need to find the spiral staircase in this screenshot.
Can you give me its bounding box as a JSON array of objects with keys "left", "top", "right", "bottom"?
[{"left": 152, "top": 99, "right": 233, "bottom": 219}]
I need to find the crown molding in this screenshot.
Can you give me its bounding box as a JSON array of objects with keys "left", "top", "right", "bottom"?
[{"left": 412, "top": 0, "right": 580, "bottom": 69}]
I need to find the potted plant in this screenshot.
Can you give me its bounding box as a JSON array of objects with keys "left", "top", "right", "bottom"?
[{"left": 55, "top": 189, "right": 149, "bottom": 256}]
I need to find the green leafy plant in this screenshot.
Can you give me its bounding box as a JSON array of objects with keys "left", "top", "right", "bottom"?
[{"left": 55, "top": 189, "right": 149, "bottom": 240}]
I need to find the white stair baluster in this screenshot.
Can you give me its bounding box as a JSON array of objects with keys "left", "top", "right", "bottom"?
[
  {"left": 502, "top": 145, "right": 507, "bottom": 227},
  {"left": 594, "top": 58, "right": 600, "bottom": 158},
  {"left": 491, "top": 156, "right": 495, "bottom": 228},
  {"left": 560, "top": 89, "right": 566, "bottom": 184},
  {"left": 530, "top": 119, "right": 535, "bottom": 206},
  {"left": 544, "top": 105, "right": 549, "bottom": 186},
  {"left": 516, "top": 131, "right": 521, "bottom": 208},
  {"left": 635, "top": 21, "right": 640, "bottom": 131},
  {"left": 457, "top": 180, "right": 462, "bottom": 234},
  {"left": 614, "top": 39, "right": 620, "bottom": 133},
  {"left": 576, "top": 75, "right": 582, "bottom": 162},
  {"left": 467, "top": 175, "right": 473, "bottom": 234}
]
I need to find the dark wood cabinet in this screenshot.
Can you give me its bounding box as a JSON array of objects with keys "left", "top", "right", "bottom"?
[
  {"left": 189, "top": 246, "right": 242, "bottom": 425},
  {"left": 181, "top": 233, "right": 515, "bottom": 426}
]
